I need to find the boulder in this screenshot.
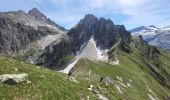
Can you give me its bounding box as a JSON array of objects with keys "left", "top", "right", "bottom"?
[
  {"left": 88, "top": 85, "right": 94, "bottom": 91},
  {"left": 0, "top": 73, "right": 29, "bottom": 85},
  {"left": 99, "top": 77, "right": 114, "bottom": 86}
]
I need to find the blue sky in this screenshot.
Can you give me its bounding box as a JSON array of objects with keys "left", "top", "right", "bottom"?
[{"left": 0, "top": 0, "right": 170, "bottom": 30}]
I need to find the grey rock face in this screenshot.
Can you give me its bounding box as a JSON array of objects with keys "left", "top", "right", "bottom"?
[
  {"left": 28, "top": 8, "right": 47, "bottom": 21},
  {"left": 0, "top": 17, "right": 41, "bottom": 54},
  {"left": 68, "top": 14, "right": 98, "bottom": 52},
  {"left": 28, "top": 8, "right": 66, "bottom": 31},
  {"left": 44, "top": 39, "right": 73, "bottom": 70},
  {"left": 44, "top": 14, "right": 131, "bottom": 70},
  {"left": 0, "top": 8, "right": 65, "bottom": 56},
  {"left": 99, "top": 77, "right": 114, "bottom": 85},
  {"left": 68, "top": 14, "right": 131, "bottom": 51}
]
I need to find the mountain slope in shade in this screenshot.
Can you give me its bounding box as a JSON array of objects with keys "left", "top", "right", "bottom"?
[{"left": 130, "top": 25, "right": 170, "bottom": 50}]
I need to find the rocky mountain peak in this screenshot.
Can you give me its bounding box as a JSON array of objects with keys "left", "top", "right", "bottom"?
[
  {"left": 78, "top": 14, "right": 98, "bottom": 29},
  {"left": 16, "top": 10, "right": 26, "bottom": 14},
  {"left": 28, "top": 8, "right": 47, "bottom": 20},
  {"left": 68, "top": 14, "right": 131, "bottom": 52},
  {"left": 99, "top": 18, "right": 114, "bottom": 25},
  {"left": 83, "top": 14, "right": 98, "bottom": 22},
  {"left": 148, "top": 25, "right": 157, "bottom": 28}
]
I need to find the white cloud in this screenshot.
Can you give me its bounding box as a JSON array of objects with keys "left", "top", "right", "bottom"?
[
  {"left": 30, "top": 0, "right": 170, "bottom": 29},
  {"left": 115, "top": 0, "right": 170, "bottom": 28},
  {"left": 117, "top": 0, "right": 148, "bottom": 8},
  {"left": 1, "top": 0, "right": 169, "bottom": 29},
  {"left": 33, "top": 0, "right": 43, "bottom": 3}
]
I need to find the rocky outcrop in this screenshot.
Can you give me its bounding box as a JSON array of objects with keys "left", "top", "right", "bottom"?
[
  {"left": 44, "top": 38, "right": 73, "bottom": 70},
  {"left": 0, "top": 73, "right": 30, "bottom": 85},
  {"left": 99, "top": 77, "right": 114, "bottom": 86}
]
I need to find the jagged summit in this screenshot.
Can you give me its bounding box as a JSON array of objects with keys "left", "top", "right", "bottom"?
[
  {"left": 28, "top": 8, "right": 66, "bottom": 31},
  {"left": 68, "top": 14, "right": 130, "bottom": 50},
  {"left": 79, "top": 14, "right": 114, "bottom": 27},
  {"left": 28, "top": 8, "right": 47, "bottom": 21},
  {"left": 99, "top": 17, "right": 114, "bottom": 26},
  {"left": 84, "top": 14, "right": 97, "bottom": 20}
]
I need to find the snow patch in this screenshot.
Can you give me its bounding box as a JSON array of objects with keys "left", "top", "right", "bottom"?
[
  {"left": 78, "top": 37, "right": 108, "bottom": 61},
  {"left": 162, "top": 25, "right": 170, "bottom": 31},
  {"left": 60, "top": 37, "right": 109, "bottom": 74},
  {"left": 146, "top": 26, "right": 159, "bottom": 31},
  {"left": 60, "top": 60, "right": 78, "bottom": 74},
  {"left": 162, "top": 28, "right": 170, "bottom": 31},
  {"left": 90, "top": 38, "right": 108, "bottom": 61},
  {"left": 61, "top": 36, "right": 120, "bottom": 74}
]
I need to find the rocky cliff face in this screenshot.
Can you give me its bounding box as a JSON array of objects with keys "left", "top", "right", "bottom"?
[
  {"left": 0, "top": 17, "right": 41, "bottom": 54},
  {"left": 0, "top": 8, "right": 66, "bottom": 56},
  {"left": 44, "top": 14, "right": 131, "bottom": 70},
  {"left": 68, "top": 14, "right": 131, "bottom": 51}
]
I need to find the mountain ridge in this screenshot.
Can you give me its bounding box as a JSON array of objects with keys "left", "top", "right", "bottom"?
[{"left": 0, "top": 8, "right": 170, "bottom": 99}]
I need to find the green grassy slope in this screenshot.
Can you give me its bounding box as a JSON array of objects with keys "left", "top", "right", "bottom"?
[
  {"left": 71, "top": 48, "right": 170, "bottom": 100},
  {"left": 0, "top": 46, "right": 170, "bottom": 100},
  {"left": 0, "top": 56, "right": 94, "bottom": 100}
]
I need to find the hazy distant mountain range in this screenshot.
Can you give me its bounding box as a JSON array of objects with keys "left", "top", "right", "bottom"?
[{"left": 131, "top": 25, "right": 170, "bottom": 50}]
